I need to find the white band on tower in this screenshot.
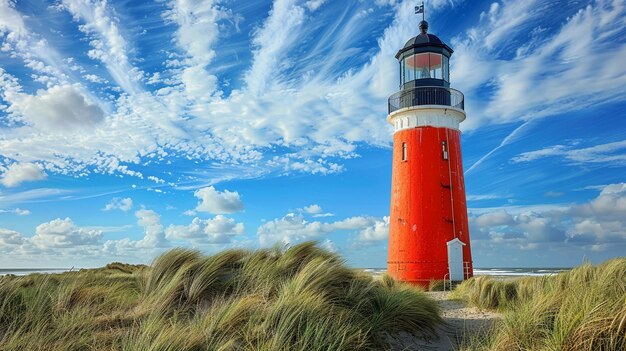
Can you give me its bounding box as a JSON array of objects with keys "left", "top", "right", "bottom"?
[{"left": 387, "top": 105, "right": 466, "bottom": 132}]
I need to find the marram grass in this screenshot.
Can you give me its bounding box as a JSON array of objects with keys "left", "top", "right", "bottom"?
[
  {"left": 453, "top": 257, "right": 626, "bottom": 351},
  {"left": 0, "top": 242, "right": 441, "bottom": 350}
]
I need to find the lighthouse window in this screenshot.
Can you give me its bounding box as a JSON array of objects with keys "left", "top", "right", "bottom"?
[
  {"left": 403, "top": 55, "right": 415, "bottom": 82},
  {"left": 402, "top": 142, "right": 408, "bottom": 161},
  {"left": 429, "top": 53, "right": 443, "bottom": 79},
  {"left": 414, "top": 53, "right": 429, "bottom": 79},
  {"left": 402, "top": 53, "right": 447, "bottom": 82}
]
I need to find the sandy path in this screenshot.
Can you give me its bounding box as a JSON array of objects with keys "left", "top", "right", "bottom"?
[{"left": 386, "top": 291, "right": 501, "bottom": 350}]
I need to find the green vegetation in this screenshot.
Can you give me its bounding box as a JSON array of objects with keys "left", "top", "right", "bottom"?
[
  {"left": 0, "top": 242, "right": 441, "bottom": 350},
  {"left": 453, "top": 258, "right": 626, "bottom": 351}
]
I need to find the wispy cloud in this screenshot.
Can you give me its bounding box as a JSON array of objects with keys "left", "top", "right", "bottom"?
[
  {"left": 0, "top": 188, "right": 73, "bottom": 209},
  {"left": 0, "top": 0, "right": 624, "bottom": 188},
  {"left": 512, "top": 140, "right": 626, "bottom": 165},
  {"left": 459, "top": 0, "right": 626, "bottom": 173}
]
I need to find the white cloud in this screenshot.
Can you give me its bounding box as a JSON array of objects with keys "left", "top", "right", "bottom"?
[
  {"left": 0, "top": 208, "right": 30, "bottom": 215},
  {"left": 458, "top": 1, "right": 626, "bottom": 173},
  {"left": 0, "top": 188, "right": 72, "bottom": 209},
  {"left": 245, "top": 0, "right": 305, "bottom": 95},
  {"left": 102, "top": 209, "right": 169, "bottom": 255},
  {"left": 256, "top": 212, "right": 386, "bottom": 246},
  {"left": 0, "top": 162, "right": 47, "bottom": 187},
  {"left": 0, "top": 1, "right": 27, "bottom": 37},
  {"left": 0, "top": 0, "right": 623, "bottom": 189},
  {"left": 455, "top": 0, "right": 626, "bottom": 129},
  {"left": 165, "top": 215, "right": 244, "bottom": 243},
  {"left": 0, "top": 228, "right": 26, "bottom": 246},
  {"left": 0, "top": 0, "right": 426, "bottom": 181},
  {"left": 470, "top": 183, "right": 626, "bottom": 248},
  {"left": 103, "top": 197, "right": 133, "bottom": 212},
  {"left": 570, "top": 183, "right": 626, "bottom": 222},
  {"left": 475, "top": 210, "right": 514, "bottom": 228},
  {"left": 10, "top": 84, "right": 104, "bottom": 131},
  {"left": 62, "top": 0, "right": 143, "bottom": 95},
  {"left": 305, "top": 0, "right": 326, "bottom": 11},
  {"left": 356, "top": 216, "right": 389, "bottom": 242},
  {"left": 31, "top": 217, "right": 103, "bottom": 249},
  {"left": 194, "top": 186, "right": 243, "bottom": 214},
  {"left": 313, "top": 213, "right": 334, "bottom": 218},
  {"left": 147, "top": 176, "right": 165, "bottom": 184},
  {"left": 83, "top": 74, "right": 106, "bottom": 84},
  {"left": 512, "top": 140, "right": 626, "bottom": 165},
  {"left": 303, "top": 204, "right": 322, "bottom": 214},
  {"left": 320, "top": 238, "right": 336, "bottom": 252},
  {"left": 134, "top": 209, "right": 167, "bottom": 248},
  {"left": 466, "top": 194, "right": 503, "bottom": 201}
]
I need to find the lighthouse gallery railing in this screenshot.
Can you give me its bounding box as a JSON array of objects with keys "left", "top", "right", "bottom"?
[{"left": 388, "top": 86, "right": 464, "bottom": 114}]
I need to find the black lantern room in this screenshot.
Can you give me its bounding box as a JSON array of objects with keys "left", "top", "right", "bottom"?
[
  {"left": 396, "top": 20, "right": 452, "bottom": 89},
  {"left": 388, "top": 20, "right": 463, "bottom": 114}
]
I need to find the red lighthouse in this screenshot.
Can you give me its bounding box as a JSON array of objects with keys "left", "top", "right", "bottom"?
[{"left": 387, "top": 19, "right": 473, "bottom": 287}]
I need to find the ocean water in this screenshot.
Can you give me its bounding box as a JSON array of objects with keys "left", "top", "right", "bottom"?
[
  {"left": 361, "top": 267, "right": 569, "bottom": 277},
  {"left": 0, "top": 268, "right": 70, "bottom": 276}
]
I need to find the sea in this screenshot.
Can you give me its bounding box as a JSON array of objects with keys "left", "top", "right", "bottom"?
[
  {"left": 1, "top": 267, "right": 570, "bottom": 277},
  {"left": 361, "top": 267, "right": 570, "bottom": 277},
  {"left": 0, "top": 268, "right": 71, "bottom": 276}
]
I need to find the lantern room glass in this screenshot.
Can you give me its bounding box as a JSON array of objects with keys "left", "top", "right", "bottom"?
[
  {"left": 442, "top": 55, "right": 449, "bottom": 81},
  {"left": 400, "top": 53, "right": 448, "bottom": 85}
]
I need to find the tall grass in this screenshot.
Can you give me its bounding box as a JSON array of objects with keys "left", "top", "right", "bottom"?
[
  {"left": 453, "top": 258, "right": 626, "bottom": 351},
  {"left": 0, "top": 242, "right": 441, "bottom": 350}
]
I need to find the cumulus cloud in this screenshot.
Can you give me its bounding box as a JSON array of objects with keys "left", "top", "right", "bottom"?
[
  {"left": 302, "top": 204, "right": 334, "bottom": 217},
  {"left": 256, "top": 212, "right": 386, "bottom": 246},
  {"left": 470, "top": 183, "right": 626, "bottom": 249},
  {"left": 0, "top": 162, "right": 47, "bottom": 187},
  {"left": 475, "top": 210, "right": 514, "bottom": 228},
  {"left": 356, "top": 216, "right": 389, "bottom": 242},
  {"left": 134, "top": 209, "right": 167, "bottom": 248},
  {"left": 31, "top": 217, "right": 102, "bottom": 249},
  {"left": 13, "top": 84, "right": 104, "bottom": 131},
  {"left": 102, "top": 209, "right": 168, "bottom": 255},
  {"left": 303, "top": 204, "right": 322, "bottom": 214},
  {"left": 166, "top": 215, "right": 244, "bottom": 243},
  {"left": 103, "top": 197, "right": 133, "bottom": 212},
  {"left": 194, "top": 186, "right": 243, "bottom": 214},
  {"left": 0, "top": 228, "right": 26, "bottom": 246}
]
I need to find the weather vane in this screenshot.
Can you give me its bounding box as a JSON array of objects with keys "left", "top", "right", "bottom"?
[{"left": 415, "top": 2, "right": 425, "bottom": 21}]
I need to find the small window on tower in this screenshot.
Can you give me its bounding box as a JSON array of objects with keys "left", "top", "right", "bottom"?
[{"left": 402, "top": 142, "right": 408, "bottom": 161}]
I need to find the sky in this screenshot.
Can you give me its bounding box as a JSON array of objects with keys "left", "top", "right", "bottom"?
[{"left": 0, "top": 0, "right": 625, "bottom": 269}]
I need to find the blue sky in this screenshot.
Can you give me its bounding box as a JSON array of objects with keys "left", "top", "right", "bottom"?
[{"left": 0, "top": 0, "right": 625, "bottom": 269}]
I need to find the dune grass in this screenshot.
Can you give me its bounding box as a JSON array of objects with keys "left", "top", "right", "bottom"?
[
  {"left": 452, "top": 258, "right": 626, "bottom": 351},
  {"left": 0, "top": 242, "right": 441, "bottom": 350}
]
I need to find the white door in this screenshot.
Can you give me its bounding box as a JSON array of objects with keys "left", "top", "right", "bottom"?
[{"left": 447, "top": 239, "right": 465, "bottom": 281}]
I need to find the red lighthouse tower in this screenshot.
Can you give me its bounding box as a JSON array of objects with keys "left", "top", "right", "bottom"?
[{"left": 387, "top": 19, "right": 473, "bottom": 287}]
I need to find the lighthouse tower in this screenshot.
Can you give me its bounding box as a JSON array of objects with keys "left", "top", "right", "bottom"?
[{"left": 387, "top": 19, "right": 473, "bottom": 287}]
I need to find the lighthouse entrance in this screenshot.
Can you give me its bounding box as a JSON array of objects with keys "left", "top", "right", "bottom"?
[{"left": 447, "top": 238, "right": 466, "bottom": 281}]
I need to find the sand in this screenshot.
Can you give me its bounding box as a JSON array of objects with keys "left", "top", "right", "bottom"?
[{"left": 385, "top": 291, "right": 501, "bottom": 350}]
